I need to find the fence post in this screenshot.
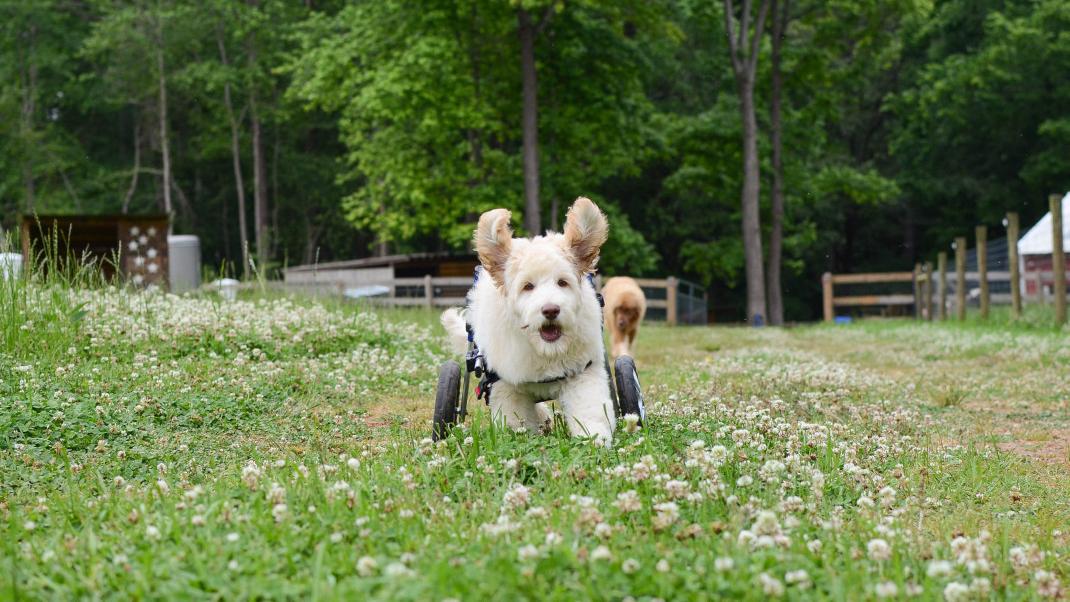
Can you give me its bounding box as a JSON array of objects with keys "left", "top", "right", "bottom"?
[
  {"left": 937, "top": 252, "right": 948, "bottom": 320},
  {"left": 923, "top": 261, "right": 934, "bottom": 320},
  {"left": 1006, "top": 212, "right": 1021, "bottom": 319},
  {"left": 955, "top": 237, "right": 967, "bottom": 321},
  {"left": 423, "top": 274, "right": 433, "bottom": 308},
  {"left": 976, "top": 226, "right": 989, "bottom": 320},
  {"left": 913, "top": 263, "right": 921, "bottom": 319},
  {"left": 666, "top": 276, "right": 678, "bottom": 326},
  {"left": 1052, "top": 194, "right": 1066, "bottom": 326},
  {"left": 822, "top": 272, "right": 834, "bottom": 322}
]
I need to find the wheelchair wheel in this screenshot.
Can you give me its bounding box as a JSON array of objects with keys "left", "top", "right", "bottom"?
[
  {"left": 432, "top": 360, "right": 461, "bottom": 441},
  {"left": 614, "top": 355, "right": 645, "bottom": 426}
]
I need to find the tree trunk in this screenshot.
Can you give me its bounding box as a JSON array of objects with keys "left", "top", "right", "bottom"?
[
  {"left": 217, "top": 28, "right": 251, "bottom": 278},
  {"left": 766, "top": 0, "right": 788, "bottom": 325},
  {"left": 247, "top": 0, "right": 269, "bottom": 271},
  {"left": 156, "top": 18, "right": 173, "bottom": 226},
  {"left": 250, "top": 92, "right": 268, "bottom": 271},
  {"left": 739, "top": 82, "right": 767, "bottom": 324},
  {"left": 122, "top": 119, "right": 141, "bottom": 213},
  {"left": 723, "top": 0, "right": 771, "bottom": 325},
  {"left": 19, "top": 25, "right": 37, "bottom": 212},
  {"left": 518, "top": 8, "right": 541, "bottom": 235}
]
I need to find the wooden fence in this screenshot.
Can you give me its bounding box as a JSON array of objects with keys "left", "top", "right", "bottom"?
[
  {"left": 823, "top": 194, "right": 1069, "bottom": 326},
  {"left": 268, "top": 275, "right": 694, "bottom": 325}
]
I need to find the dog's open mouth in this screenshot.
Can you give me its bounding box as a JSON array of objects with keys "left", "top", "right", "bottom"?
[{"left": 539, "top": 323, "right": 563, "bottom": 342}]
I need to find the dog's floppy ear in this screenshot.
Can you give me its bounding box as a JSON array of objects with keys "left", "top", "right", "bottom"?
[
  {"left": 474, "top": 208, "right": 513, "bottom": 287},
  {"left": 563, "top": 197, "right": 609, "bottom": 274}
]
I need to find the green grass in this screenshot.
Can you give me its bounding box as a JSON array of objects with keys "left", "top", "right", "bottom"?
[{"left": 2, "top": 282, "right": 1068, "bottom": 600}]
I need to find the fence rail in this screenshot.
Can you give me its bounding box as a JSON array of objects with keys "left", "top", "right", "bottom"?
[
  {"left": 823, "top": 267, "right": 1069, "bottom": 322},
  {"left": 266, "top": 274, "right": 703, "bottom": 325}
]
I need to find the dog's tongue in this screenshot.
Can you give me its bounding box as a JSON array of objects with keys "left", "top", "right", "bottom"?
[{"left": 539, "top": 324, "right": 562, "bottom": 342}]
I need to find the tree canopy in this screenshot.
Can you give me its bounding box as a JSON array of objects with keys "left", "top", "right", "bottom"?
[{"left": 1, "top": 0, "right": 1067, "bottom": 320}]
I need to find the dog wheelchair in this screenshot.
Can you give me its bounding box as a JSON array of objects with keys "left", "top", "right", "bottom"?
[{"left": 432, "top": 268, "right": 645, "bottom": 441}]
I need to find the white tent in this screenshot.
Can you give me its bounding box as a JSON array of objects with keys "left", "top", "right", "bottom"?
[{"left": 1018, "top": 191, "right": 1070, "bottom": 256}]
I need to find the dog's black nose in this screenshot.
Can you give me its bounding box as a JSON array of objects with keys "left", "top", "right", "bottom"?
[{"left": 541, "top": 304, "right": 560, "bottom": 320}]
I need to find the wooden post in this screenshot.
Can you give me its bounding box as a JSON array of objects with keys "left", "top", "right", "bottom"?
[
  {"left": 937, "top": 252, "right": 948, "bottom": 320},
  {"left": 1007, "top": 212, "right": 1021, "bottom": 319},
  {"left": 822, "top": 272, "right": 834, "bottom": 322},
  {"left": 423, "top": 274, "right": 433, "bottom": 308},
  {"left": 976, "top": 226, "right": 989, "bottom": 319},
  {"left": 912, "top": 263, "right": 921, "bottom": 319},
  {"left": 923, "top": 261, "right": 934, "bottom": 321},
  {"left": 666, "top": 276, "right": 678, "bottom": 326},
  {"left": 955, "top": 237, "right": 967, "bottom": 321},
  {"left": 1052, "top": 194, "right": 1066, "bottom": 326}
]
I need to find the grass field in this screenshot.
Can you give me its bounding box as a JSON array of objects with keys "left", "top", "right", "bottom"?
[{"left": 2, "top": 281, "right": 1069, "bottom": 600}]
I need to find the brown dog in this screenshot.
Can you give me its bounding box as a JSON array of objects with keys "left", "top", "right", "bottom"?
[{"left": 602, "top": 276, "right": 646, "bottom": 359}]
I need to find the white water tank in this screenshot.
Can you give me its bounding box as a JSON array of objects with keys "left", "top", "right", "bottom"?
[
  {"left": 168, "top": 235, "right": 201, "bottom": 293},
  {"left": 0, "top": 252, "right": 22, "bottom": 281}
]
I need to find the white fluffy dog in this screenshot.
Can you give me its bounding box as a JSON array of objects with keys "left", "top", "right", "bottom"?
[{"left": 441, "top": 197, "right": 616, "bottom": 443}]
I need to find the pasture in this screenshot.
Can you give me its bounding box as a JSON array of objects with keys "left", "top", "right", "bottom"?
[{"left": 2, "top": 285, "right": 1068, "bottom": 599}]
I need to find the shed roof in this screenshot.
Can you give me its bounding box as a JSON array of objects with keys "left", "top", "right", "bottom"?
[
  {"left": 1018, "top": 192, "right": 1070, "bottom": 256},
  {"left": 285, "top": 251, "right": 474, "bottom": 273}
]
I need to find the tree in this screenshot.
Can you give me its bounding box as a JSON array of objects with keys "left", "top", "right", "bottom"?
[
  {"left": 722, "top": 0, "right": 771, "bottom": 325},
  {"left": 765, "top": 0, "right": 788, "bottom": 325},
  {"left": 517, "top": 3, "right": 555, "bottom": 235}
]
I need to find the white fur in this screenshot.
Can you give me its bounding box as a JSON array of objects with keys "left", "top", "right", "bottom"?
[{"left": 440, "top": 198, "right": 616, "bottom": 444}]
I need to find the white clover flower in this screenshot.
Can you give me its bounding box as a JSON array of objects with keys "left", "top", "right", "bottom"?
[
  {"left": 878, "top": 486, "right": 897, "bottom": 507},
  {"left": 759, "top": 573, "right": 785, "bottom": 597},
  {"left": 785, "top": 569, "right": 810, "bottom": 588},
  {"left": 517, "top": 544, "right": 539, "bottom": 562},
  {"left": 664, "top": 479, "right": 690, "bottom": 499},
  {"left": 1035, "top": 570, "right": 1062, "bottom": 598},
  {"left": 266, "top": 483, "right": 286, "bottom": 505},
  {"left": 623, "top": 414, "right": 640, "bottom": 433},
  {"left": 715, "top": 557, "right": 734, "bottom": 572},
  {"left": 656, "top": 559, "right": 670, "bottom": 573},
  {"left": 526, "top": 506, "right": 548, "bottom": 519},
  {"left": 330, "top": 532, "right": 344, "bottom": 543},
  {"left": 356, "top": 556, "right": 379, "bottom": 576},
  {"left": 615, "top": 490, "right": 642, "bottom": 513},
  {"left": 856, "top": 495, "right": 875, "bottom": 509},
  {"left": 545, "top": 531, "right": 563, "bottom": 546},
  {"left": 752, "top": 510, "right": 780, "bottom": 536},
  {"left": 503, "top": 483, "right": 531, "bottom": 510},
  {"left": 807, "top": 539, "right": 823, "bottom": 554},
  {"left": 156, "top": 479, "right": 170, "bottom": 495},
  {"left": 927, "top": 559, "right": 953, "bottom": 578},
  {"left": 621, "top": 558, "right": 640, "bottom": 574},
  {"left": 226, "top": 532, "right": 239, "bottom": 542},
  {"left": 867, "top": 538, "right": 892, "bottom": 562},
  {"left": 271, "top": 503, "right": 288, "bottom": 523},
  {"left": 652, "top": 502, "right": 679, "bottom": 531},
  {"left": 241, "top": 461, "right": 262, "bottom": 490},
  {"left": 943, "top": 582, "right": 970, "bottom": 601},
  {"left": 227, "top": 560, "right": 240, "bottom": 571},
  {"left": 384, "top": 562, "right": 413, "bottom": 577},
  {"left": 874, "top": 581, "right": 898, "bottom": 598},
  {"left": 191, "top": 515, "right": 206, "bottom": 527},
  {"left": 594, "top": 523, "right": 613, "bottom": 539},
  {"left": 146, "top": 525, "right": 161, "bottom": 540},
  {"left": 591, "top": 546, "right": 613, "bottom": 561},
  {"left": 347, "top": 458, "right": 361, "bottom": 471},
  {"left": 736, "top": 475, "right": 754, "bottom": 487}
]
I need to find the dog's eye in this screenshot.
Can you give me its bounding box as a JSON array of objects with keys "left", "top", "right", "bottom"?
[
  {"left": 557, "top": 279, "right": 568, "bottom": 288},
  {"left": 522, "top": 282, "right": 535, "bottom": 292}
]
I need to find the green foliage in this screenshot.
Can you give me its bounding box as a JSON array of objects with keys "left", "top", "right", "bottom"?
[{"left": 2, "top": 0, "right": 1069, "bottom": 319}]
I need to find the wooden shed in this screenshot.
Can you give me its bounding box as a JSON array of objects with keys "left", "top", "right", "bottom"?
[
  {"left": 283, "top": 252, "right": 478, "bottom": 297},
  {"left": 21, "top": 214, "right": 170, "bottom": 287}
]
